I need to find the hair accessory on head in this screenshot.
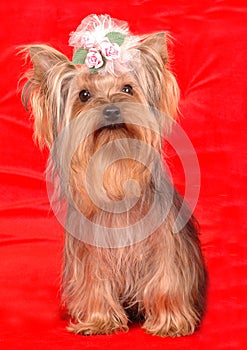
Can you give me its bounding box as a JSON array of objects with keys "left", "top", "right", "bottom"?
[{"left": 69, "top": 14, "right": 140, "bottom": 75}]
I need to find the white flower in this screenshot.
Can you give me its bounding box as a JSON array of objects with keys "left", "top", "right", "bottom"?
[{"left": 81, "top": 31, "right": 96, "bottom": 49}]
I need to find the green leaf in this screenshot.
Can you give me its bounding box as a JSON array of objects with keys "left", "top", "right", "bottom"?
[
  {"left": 106, "top": 32, "right": 126, "bottom": 46},
  {"left": 72, "top": 48, "right": 88, "bottom": 65},
  {"left": 89, "top": 67, "right": 99, "bottom": 74}
]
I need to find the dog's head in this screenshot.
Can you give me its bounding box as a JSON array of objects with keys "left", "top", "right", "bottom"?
[
  {"left": 22, "top": 32, "right": 178, "bottom": 143},
  {"left": 21, "top": 16, "right": 179, "bottom": 207}
]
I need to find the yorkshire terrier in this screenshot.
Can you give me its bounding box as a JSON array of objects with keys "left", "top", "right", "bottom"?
[{"left": 21, "top": 14, "right": 206, "bottom": 337}]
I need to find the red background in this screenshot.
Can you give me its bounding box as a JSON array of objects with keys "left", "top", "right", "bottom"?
[{"left": 0, "top": 1, "right": 246, "bottom": 349}]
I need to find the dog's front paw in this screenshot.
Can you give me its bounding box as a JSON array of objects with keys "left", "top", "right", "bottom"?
[
  {"left": 67, "top": 317, "right": 128, "bottom": 336},
  {"left": 143, "top": 315, "right": 196, "bottom": 338}
]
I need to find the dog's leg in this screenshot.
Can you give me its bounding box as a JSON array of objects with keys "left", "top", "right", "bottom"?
[
  {"left": 141, "top": 223, "right": 206, "bottom": 337},
  {"left": 62, "top": 235, "right": 128, "bottom": 335}
]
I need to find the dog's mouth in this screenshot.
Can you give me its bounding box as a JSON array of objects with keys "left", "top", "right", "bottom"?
[{"left": 95, "top": 122, "right": 128, "bottom": 134}]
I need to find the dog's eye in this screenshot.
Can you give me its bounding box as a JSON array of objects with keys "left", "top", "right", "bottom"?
[
  {"left": 79, "top": 90, "right": 91, "bottom": 102},
  {"left": 122, "top": 85, "right": 133, "bottom": 95}
]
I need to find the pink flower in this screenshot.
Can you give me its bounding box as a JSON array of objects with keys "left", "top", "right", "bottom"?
[
  {"left": 85, "top": 48, "right": 104, "bottom": 69},
  {"left": 100, "top": 38, "right": 120, "bottom": 61}
]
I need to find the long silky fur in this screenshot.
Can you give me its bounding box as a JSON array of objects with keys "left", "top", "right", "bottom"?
[{"left": 20, "top": 33, "right": 207, "bottom": 337}]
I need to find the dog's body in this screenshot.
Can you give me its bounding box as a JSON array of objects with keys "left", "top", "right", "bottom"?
[{"left": 21, "top": 15, "right": 206, "bottom": 337}]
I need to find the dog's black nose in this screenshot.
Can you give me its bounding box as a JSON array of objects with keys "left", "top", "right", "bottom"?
[{"left": 103, "top": 105, "right": 121, "bottom": 122}]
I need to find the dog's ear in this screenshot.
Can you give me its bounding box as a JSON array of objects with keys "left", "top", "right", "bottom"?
[
  {"left": 140, "top": 32, "right": 168, "bottom": 65},
  {"left": 135, "top": 33, "right": 179, "bottom": 121},
  {"left": 28, "top": 44, "right": 69, "bottom": 82},
  {"left": 20, "top": 45, "right": 76, "bottom": 148}
]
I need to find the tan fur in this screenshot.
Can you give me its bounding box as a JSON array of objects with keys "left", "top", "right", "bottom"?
[{"left": 20, "top": 32, "right": 206, "bottom": 337}]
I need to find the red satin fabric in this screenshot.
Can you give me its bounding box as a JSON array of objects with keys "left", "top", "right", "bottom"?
[{"left": 0, "top": 1, "right": 246, "bottom": 349}]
